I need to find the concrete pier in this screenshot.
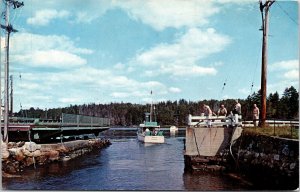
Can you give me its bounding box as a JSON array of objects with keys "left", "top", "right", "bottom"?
[
  {"left": 185, "top": 127, "right": 232, "bottom": 156},
  {"left": 184, "top": 113, "right": 244, "bottom": 172},
  {"left": 184, "top": 127, "right": 235, "bottom": 172},
  {"left": 1, "top": 139, "right": 111, "bottom": 174}
]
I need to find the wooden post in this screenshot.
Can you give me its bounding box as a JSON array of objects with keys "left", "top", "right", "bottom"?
[
  {"left": 259, "top": 0, "right": 275, "bottom": 127},
  {"left": 3, "top": 1, "right": 10, "bottom": 143}
]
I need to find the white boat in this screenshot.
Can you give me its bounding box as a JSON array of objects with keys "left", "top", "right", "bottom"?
[
  {"left": 170, "top": 125, "right": 178, "bottom": 137},
  {"left": 137, "top": 112, "right": 164, "bottom": 144}
]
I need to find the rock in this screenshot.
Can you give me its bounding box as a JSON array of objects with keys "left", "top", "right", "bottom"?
[
  {"left": 2, "top": 171, "right": 21, "bottom": 178},
  {"left": 2, "top": 150, "right": 10, "bottom": 159},
  {"left": 15, "top": 153, "right": 25, "bottom": 161},
  {"left": 36, "top": 155, "right": 48, "bottom": 165},
  {"left": 16, "top": 141, "right": 25, "bottom": 148},
  {"left": 2, "top": 142, "right": 10, "bottom": 159},
  {"left": 273, "top": 154, "right": 280, "bottom": 161},
  {"left": 4, "top": 161, "right": 18, "bottom": 173},
  {"left": 7, "top": 142, "right": 17, "bottom": 149},
  {"left": 48, "top": 150, "right": 59, "bottom": 161},
  {"left": 23, "top": 142, "right": 41, "bottom": 152},
  {"left": 32, "top": 150, "right": 41, "bottom": 157},
  {"left": 289, "top": 163, "right": 296, "bottom": 170},
  {"left": 23, "top": 149, "right": 33, "bottom": 157},
  {"left": 8, "top": 148, "right": 25, "bottom": 161},
  {"left": 24, "top": 157, "right": 35, "bottom": 166}
]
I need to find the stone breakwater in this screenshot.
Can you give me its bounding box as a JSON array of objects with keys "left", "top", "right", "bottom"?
[
  {"left": 230, "top": 132, "right": 299, "bottom": 190},
  {"left": 1, "top": 139, "right": 111, "bottom": 174}
]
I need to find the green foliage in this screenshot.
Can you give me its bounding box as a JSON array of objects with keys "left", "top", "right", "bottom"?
[
  {"left": 244, "top": 125, "right": 299, "bottom": 139},
  {"left": 15, "top": 86, "right": 299, "bottom": 126}
]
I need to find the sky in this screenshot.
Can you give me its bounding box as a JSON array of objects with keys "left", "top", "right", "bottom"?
[{"left": 0, "top": 0, "right": 298, "bottom": 112}]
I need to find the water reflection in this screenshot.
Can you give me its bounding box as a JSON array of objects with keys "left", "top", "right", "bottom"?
[
  {"left": 2, "top": 130, "right": 251, "bottom": 190},
  {"left": 183, "top": 171, "right": 250, "bottom": 191}
]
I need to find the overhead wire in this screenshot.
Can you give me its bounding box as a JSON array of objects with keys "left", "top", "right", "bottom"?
[
  {"left": 223, "top": 1, "right": 262, "bottom": 100},
  {"left": 275, "top": 1, "right": 298, "bottom": 26}
]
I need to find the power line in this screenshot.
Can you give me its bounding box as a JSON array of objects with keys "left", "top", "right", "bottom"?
[{"left": 275, "top": 1, "right": 298, "bottom": 25}]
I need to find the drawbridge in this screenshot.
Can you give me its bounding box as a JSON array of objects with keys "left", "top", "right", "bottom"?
[{"left": 1, "top": 113, "right": 110, "bottom": 143}]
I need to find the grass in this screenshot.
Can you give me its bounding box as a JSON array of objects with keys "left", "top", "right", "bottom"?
[{"left": 243, "top": 126, "right": 299, "bottom": 140}]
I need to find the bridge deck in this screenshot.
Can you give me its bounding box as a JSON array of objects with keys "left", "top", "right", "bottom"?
[{"left": 1, "top": 113, "right": 110, "bottom": 142}]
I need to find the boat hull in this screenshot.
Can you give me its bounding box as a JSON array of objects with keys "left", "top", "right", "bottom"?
[{"left": 137, "top": 133, "right": 164, "bottom": 144}]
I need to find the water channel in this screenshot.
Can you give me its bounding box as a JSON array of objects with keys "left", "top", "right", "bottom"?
[{"left": 2, "top": 128, "right": 252, "bottom": 190}]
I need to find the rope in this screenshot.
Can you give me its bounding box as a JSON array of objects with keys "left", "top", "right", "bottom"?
[
  {"left": 229, "top": 126, "right": 243, "bottom": 171},
  {"left": 192, "top": 127, "right": 211, "bottom": 157},
  {"left": 235, "top": 132, "right": 243, "bottom": 170},
  {"left": 193, "top": 128, "right": 200, "bottom": 156}
]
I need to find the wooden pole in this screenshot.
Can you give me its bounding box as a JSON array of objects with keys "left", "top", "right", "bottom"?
[
  {"left": 0, "top": 1, "right": 2, "bottom": 142},
  {"left": 10, "top": 75, "right": 13, "bottom": 116},
  {"left": 260, "top": 0, "right": 274, "bottom": 127},
  {"left": 4, "top": 0, "right": 10, "bottom": 143}
]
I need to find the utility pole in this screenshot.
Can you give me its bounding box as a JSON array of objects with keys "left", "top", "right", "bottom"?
[
  {"left": 1, "top": 0, "right": 23, "bottom": 143},
  {"left": 259, "top": 0, "right": 274, "bottom": 127},
  {"left": 9, "top": 75, "right": 13, "bottom": 116},
  {"left": 0, "top": 1, "right": 2, "bottom": 142}
]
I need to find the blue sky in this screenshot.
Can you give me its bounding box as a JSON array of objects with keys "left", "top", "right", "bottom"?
[{"left": 1, "top": 0, "right": 298, "bottom": 112}]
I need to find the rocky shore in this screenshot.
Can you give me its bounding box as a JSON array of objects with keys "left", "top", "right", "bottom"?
[{"left": 1, "top": 139, "right": 111, "bottom": 175}]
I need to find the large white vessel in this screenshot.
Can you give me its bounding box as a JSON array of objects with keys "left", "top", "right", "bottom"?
[{"left": 137, "top": 112, "right": 164, "bottom": 144}]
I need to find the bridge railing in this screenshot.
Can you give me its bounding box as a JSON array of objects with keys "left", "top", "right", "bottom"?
[
  {"left": 187, "top": 114, "right": 242, "bottom": 127},
  {"left": 61, "top": 113, "right": 110, "bottom": 127},
  {"left": 7, "top": 114, "right": 110, "bottom": 128}
]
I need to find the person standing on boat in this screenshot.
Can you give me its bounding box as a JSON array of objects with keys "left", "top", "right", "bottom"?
[
  {"left": 252, "top": 104, "right": 259, "bottom": 127},
  {"left": 145, "top": 128, "right": 150, "bottom": 135},
  {"left": 203, "top": 104, "right": 212, "bottom": 128}
]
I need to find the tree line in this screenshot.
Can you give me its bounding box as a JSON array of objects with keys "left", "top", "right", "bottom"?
[{"left": 15, "top": 86, "right": 299, "bottom": 126}]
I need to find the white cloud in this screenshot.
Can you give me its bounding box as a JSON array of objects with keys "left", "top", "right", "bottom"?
[
  {"left": 24, "top": 0, "right": 113, "bottom": 25},
  {"left": 26, "top": 1, "right": 220, "bottom": 30},
  {"left": 113, "top": 63, "right": 126, "bottom": 70},
  {"left": 169, "top": 87, "right": 181, "bottom": 93},
  {"left": 110, "top": 92, "right": 130, "bottom": 98},
  {"left": 270, "top": 60, "right": 299, "bottom": 81},
  {"left": 11, "top": 33, "right": 93, "bottom": 55},
  {"left": 269, "top": 60, "right": 299, "bottom": 71},
  {"left": 283, "top": 70, "right": 298, "bottom": 80},
  {"left": 133, "top": 28, "right": 230, "bottom": 77},
  {"left": 216, "top": 0, "right": 255, "bottom": 4},
  {"left": 14, "top": 65, "right": 171, "bottom": 110},
  {"left": 20, "top": 50, "right": 86, "bottom": 68},
  {"left": 23, "top": 0, "right": 256, "bottom": 31},
  {"left": 113, "top": 0, "right": 219, "bottom": 31},
  {"left": 27, "top": 9, "right": 70, "bottom": 26},
  {"left": 10, "top": 32, "right": 93, "bottom": 69}
]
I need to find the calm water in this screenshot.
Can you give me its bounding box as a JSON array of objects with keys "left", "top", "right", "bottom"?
[{"left": 2, "top": 130, "right": 251, "bottom": 190}]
